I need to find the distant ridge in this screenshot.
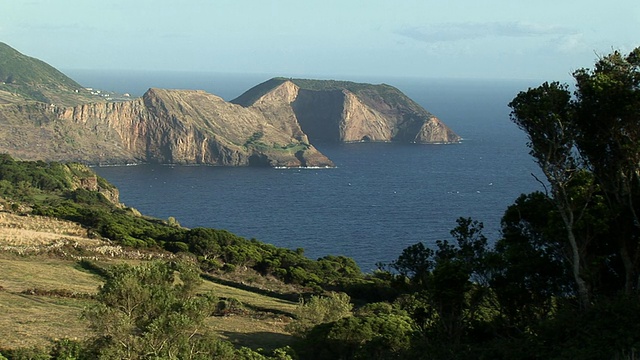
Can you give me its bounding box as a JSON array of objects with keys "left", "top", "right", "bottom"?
[{"left": 232, "top": 77, "right": 419, "bottom": 109}]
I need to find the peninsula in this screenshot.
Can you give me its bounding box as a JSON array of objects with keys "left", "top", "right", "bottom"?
[{"left": 0, "top": 42, "right": 460, "bottom": 167}]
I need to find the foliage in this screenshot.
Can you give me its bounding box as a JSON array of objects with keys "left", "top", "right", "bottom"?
[
  {"left": 298, "top": 311, "right": 417, "bottom": 360},
  {"left": 489, "top": 192, "right": 569, "bottom": 332},
  {"left": 0, "top": 154, "right": 365, "bottom": 292},
  {"left": 509, "top": 47, "right": 640, "bottom": 305},
  {"left": 83, "top": 261, "right": 223, "bottom": 359},
  {"left": 244, "top": 131, "right": 265, "bottom": 148},
  {"left": 535, "top": 295, "right": 640, "bottom": 359},
  {"left": 286, "top": 292, "right": 353, "bottom": 337},
  {"left": 361, "top": 217, "right": 494, "bottom": 359},
  {"left": 0, "top": 155, "right": 100, "bottom": 198},
  {"left": 5, "top": 46, "right": 640, "bottom": 358}
]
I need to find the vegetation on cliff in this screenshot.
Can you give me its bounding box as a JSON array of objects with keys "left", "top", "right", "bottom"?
[
  {"left": 0, "top": 154, "right": 361, "bottom": 290},
  {"left": 232, "top": 77, "right": 419, "bottom": 110}
]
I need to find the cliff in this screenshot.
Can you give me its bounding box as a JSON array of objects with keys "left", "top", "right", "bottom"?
[
  {"left": 0, "top": 88, "right": 333, "bottom": 167},
  {"left": 0, "top": 79, "right": 459, "bottom": 166},
  {"left": 0, "top": 43, "right": 461, "bottom": 167},
  {"left": 233, "top": 78, "right": 461, "bottom": 144}
]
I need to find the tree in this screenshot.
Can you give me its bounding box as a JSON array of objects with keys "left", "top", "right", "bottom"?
[
  {"left": 286, "top": 292, "right": 353, "bottom": 337},
  {"left": 389, "top": 242, "right": 434, "bottom": 289},
  {"left": 298, "top": 312, "right": 416, "bottom": 360},
  {"left": 490, "top": 192, "right": 570, "bottom": 332},
  {"left": 509, "top": 81, "right": 595, "bottom": 308},
  {"left": 84, "top": 261, "right": 227, "bottom": 360},
  {"left": 385, "top": 218, "right": 492, "bottom": 351},
  {"left": 508, "top": 47, "right": 640, "bottom": 304},
  {"left": 572, "top": 48, "right": 640, "bottom": 294}
]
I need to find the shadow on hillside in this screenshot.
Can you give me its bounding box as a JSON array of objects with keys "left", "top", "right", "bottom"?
[
  {"left": 220, "top": 330, "right": 294, "bottom": 352},
  {"left": 201, "top": 273, "right": 301, "bottom": 302}
]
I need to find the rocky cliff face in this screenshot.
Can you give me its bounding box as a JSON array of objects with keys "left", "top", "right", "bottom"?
[
  {"left": 0, "top": 77, "right": 460, "bottom": 167},
  {"left": 235, "top": 78, "right": 461, "bottom": 145},
  {"left": 0, "top": 43, "right": 459, "bottom": 167},
  {"left": 0, "top": 87, "right": 333, "bottom": 167}
]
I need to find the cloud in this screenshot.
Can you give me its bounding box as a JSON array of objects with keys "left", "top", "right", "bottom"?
[
  {"left": 17, "top": 22, "right": 97, "bottom": 33},
  {"left": 397, "top": 22, "right": 578, "bottom": 43},
  {"left": 551, "top": 33, "right": 588, "bottom": 53}
]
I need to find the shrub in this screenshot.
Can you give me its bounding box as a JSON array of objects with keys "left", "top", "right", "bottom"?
[{"left": 286, "top": 292, "right": 353, "bottom": 337}]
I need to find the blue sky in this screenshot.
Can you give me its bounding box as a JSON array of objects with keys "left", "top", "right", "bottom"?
[{"left": 1, "top": 0, "right": 638, "bottom": 81}]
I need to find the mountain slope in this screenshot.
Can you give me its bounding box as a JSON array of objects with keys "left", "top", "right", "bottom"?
[{"left": 0, "top": 42, "right": 96, "bottom": 106}]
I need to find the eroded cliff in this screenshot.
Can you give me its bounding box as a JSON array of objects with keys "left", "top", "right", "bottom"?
[
  {"left": 234, "top": 78, "right": 461, "bottom": 144},
  {"left": 0, "top": 77, "right": 460, "bottom": 167},
  {"left": 0, "top": 43, "right": 460, "bottom": 167},
  {"left": 0, "top": 88, "right": 333, "bottom": 167}
]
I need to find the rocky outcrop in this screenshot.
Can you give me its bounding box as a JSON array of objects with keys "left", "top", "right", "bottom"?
[{"left": 234, "top": 78, "right": 461, "bottom": 144}]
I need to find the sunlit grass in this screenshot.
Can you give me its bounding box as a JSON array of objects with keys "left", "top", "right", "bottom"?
[
  {"left": 0, "top": 255, "right": 298, "bottom": 351},
  {"left": 199, "top": 278, "right": 298, "bottom": 315},
  {"left": 0, "top": 292, "right": 93, "bottom": 349}
]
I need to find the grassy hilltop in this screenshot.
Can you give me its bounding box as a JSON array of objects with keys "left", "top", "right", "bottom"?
[
  {"left": 231, "top": 76, "right": 429, "bottom": 117},
  {"left": 0, "top": 42, "right": 97, "bottom": 106}
]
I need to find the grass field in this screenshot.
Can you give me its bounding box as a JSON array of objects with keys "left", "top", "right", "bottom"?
[
  {"left": 0, "top": 292, "right": 93, "bottom": 349},
  {"left": 0, "top": 212, "right": 298, "bottom": 351}
]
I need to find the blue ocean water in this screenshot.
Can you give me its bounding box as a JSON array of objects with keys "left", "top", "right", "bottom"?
[{"left": 76, "top": 71, "right": 544, "bottom": 272}]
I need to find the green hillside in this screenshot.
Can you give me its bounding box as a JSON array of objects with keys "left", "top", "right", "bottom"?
[{"left": 0, "top": 42, "right": 95, "bottom": 106}]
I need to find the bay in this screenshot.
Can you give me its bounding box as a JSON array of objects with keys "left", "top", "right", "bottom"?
[{"left": 84, "top": 72, "right": 544, "bottom": 272}]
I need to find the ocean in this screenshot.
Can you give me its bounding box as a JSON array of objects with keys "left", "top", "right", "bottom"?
[{"left": 68, "top": 70, "right": 544, "bottom": 272}]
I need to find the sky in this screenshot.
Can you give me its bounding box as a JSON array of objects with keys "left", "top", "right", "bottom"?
[{"left": 1, "top": 0, "right": 638, "bottom": 82}]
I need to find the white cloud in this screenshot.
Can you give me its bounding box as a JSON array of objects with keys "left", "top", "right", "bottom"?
[
  {"left": 551, "top": 33, "right": 588, "bottom": 53},
  {"left": 397, "top": 22, "right": 578, "bottom": 43}
]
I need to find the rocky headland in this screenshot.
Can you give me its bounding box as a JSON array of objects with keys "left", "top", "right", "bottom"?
[{"left": 0, "top": 42, "right": 460, "bottom": 167}]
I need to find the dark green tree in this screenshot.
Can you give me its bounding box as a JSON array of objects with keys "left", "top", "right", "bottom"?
[
  {"left": 298, "top": 311, "right": 416, "bottom": 360},
  {"left": 83, "top": 261, "right": 229, "bottom": 360},
  {"left": 490, "top": 192, "right": 569, "bottom": 333},
  {"left": 572, "top": 48, "right": 640, "bottom": 294},
  {"left": 509, "top": 81, "right": 594, "bottom": 308},
  {"left": 509, "top": 47, "right": 640, "bottom": 304},
  {"left": 286, "top": 292, "right": 353, "bottom": 337},
  {"left": 386, "top": 218, "right": 492, "bottom": 353}
]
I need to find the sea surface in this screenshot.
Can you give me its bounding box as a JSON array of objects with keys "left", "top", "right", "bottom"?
[{"left": 69, "top": 70, "right": 544, "bottom": 272}]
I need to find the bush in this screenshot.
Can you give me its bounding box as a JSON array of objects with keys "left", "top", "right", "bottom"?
[
  {"left": 298, "top": 312, "right": 417, "bottom": 360},
  {"left": 84, "top": 261, "right": 220, "bottom": 359},
  {"left": 286, "top": 292, "right": 353, "bottom": 337},
  {"left": 50, "top": 338, "right": 84, "bottom": 359},
  {"left": 0, "top": 347, "right": 49, "bottom": 360}
]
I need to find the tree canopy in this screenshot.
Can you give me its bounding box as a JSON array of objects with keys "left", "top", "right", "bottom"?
[{"left": 509, "top": 47, "right": 640, "bottom": 304}]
